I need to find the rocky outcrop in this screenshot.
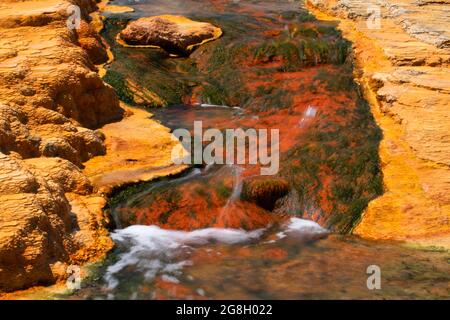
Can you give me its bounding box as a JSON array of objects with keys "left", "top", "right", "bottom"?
[
  {"left": 82, "top": 105, "right": 188, "bottom": 195},
  {"left": 102, "top": 5, "right": 134, "bottom": 14},
  {"left": 307, "top": 0, "right": 450, "bottom": 248},
  {"left": 0, "top": 152, "right": 113, "bottom": 292},
  {"left": 118, "top": 15, "right": 222, "bottom": 55},
  {"left": 0, "top": 0, "right": 183, "bottom": 294},
  {"left": 0, "top": 0, "right": 122, "bottom": 292},
  {"left": 76, "top": 19, "right": 109, "bottom": 64}
]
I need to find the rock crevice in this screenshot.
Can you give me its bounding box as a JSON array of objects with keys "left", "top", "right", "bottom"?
[{"left": 0, "top": 0, "right": 124, "bottom": 293}]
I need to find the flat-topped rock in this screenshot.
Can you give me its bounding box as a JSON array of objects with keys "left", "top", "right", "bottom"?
[
  {"left": 118, "top": 15, "right": 222, "bottom": 55},
  {"left": 82, "top": 105, "right": 188, "bottom": 194}
]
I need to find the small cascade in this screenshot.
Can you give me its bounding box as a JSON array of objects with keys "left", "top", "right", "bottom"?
[
  {"left": 104, "top": 224, "right": 265, "bottom": 292},
  {"left": 63, "top": 0, "right": 450, "bottom": 301},
  {"left": 298, "top": 105, "right": 318, "bottom": 127},
  {"left": 273, "top": 189, "right": 301, "bottom": 215},
  {"left": 101, "top": 217, "right": 326, "bottom": 298},
  {"left": 228, "top": 165, "right": 245, "bottom": 202},
  {"left": 218, "top": 165, "right": 245, "bottom": 219}
]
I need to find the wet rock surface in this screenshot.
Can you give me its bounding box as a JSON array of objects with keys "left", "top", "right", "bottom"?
[
  {"left": 242, "top": 177, "right": 290, "bottom": 211},
  {"left": 0, "top": 0, "right": 120, "bottom": 293}
]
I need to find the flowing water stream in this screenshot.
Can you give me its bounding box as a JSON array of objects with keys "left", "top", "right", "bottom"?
[{"left": 67, "top": 0, "right": 449, "bottom": 299}]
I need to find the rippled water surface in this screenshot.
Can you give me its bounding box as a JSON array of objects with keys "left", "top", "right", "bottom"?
[{"left": 70, "top": 221, "right": 449, "bottom": 299}]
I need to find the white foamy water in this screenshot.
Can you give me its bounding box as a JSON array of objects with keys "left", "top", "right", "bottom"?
[
  {"left": 105, "top": 225, "right": 264, "bottom": 289},
  {"left": 305, "top": 105, "right": 317, "bottom": 118},
  {"left": 276, "top": 217, "right": 328, "bottom": 239},
  {"left": 228, "top": 165, "right": 244, "bottom": 202},
  {"left": 104, "top": 218, "right": 327, "bottom": 291},
  {"left": 195, "top": 103, "right": 243, "bottom": 112}
]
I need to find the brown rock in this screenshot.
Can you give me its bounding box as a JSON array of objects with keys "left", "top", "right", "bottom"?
[
  {"left": 242, "top": 177, "right": 290, "bottom": 211},
  {"left": 75, "top": 20, "right": 109, "bottom": 65},
  {"left": 0, "top": 0, "right": 120, "bottom": 292},
  {"left": 102, "top": 5, "right": 134, "bottom": 14},
  {"left": 0, "top": 0, "right": 125, "bottom": 168},
  {"left": 24, "top": 157, "right": 93, "bottom": 195},
  {"left": 0, "top": 151, "right": 113, "bottom": 293},
  {"left": 118, "top": 15, "right": 222, "bottom": 55}
]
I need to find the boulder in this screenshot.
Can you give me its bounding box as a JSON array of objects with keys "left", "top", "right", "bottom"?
[
  {"left": 118, "top": 15, "right": 222, "bottom": 55},
  {"left": 0, "top": 0, "right": 120, "bottom": 292},
  {"left": 241, "top": 177, "right": 290, "bottom": 211}
]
